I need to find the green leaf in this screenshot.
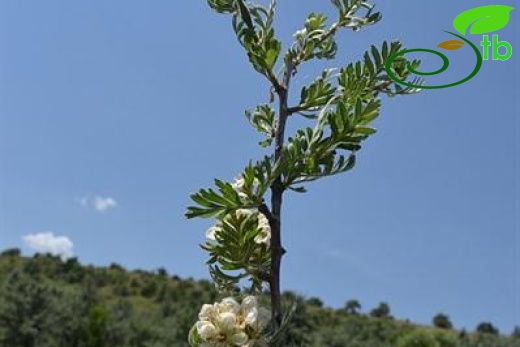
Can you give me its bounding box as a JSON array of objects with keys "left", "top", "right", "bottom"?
[
  {"left": 364, "top": 52, "right": 375, "bottom": 77},
  {"left": 188, "top": 325, "right": 201, "bottom": 347},
  {"left": 359, "top": 99, "right": 381, "bottom": 123},
  {"left": 453, "top": 5, "right": 514, "bottom": 35},
  {"left": 355, "top": 126, "right": 377, "bottom": 135},
  {"left": 259, "top": 138, "right": 273, "bottom": 148},
  {"left": 371, "top": 44, "right": 382, "bottom": 68},
  {"left": 207, "top": 0, "right": 234, "bottom": 13},
  {"left": 265, "top": 40, "right": 281, "bottom": 69},
  {"left": 212, "top": 265, "right": 245, "bottom": 280},
  {"left": 185, "top": 206, "right": 219, "bottom": 219},
  {"left": 298, "top": 69, "right": 336, "bottom": 109},
  {"left": 382, "top": 41, "right": 389, "bottom": 60},
  {"left": 237, "top": 0, "right": 254, "bottom": 30},
  {"left": 288, "top": 185, "right": 307, "bottom": 193},
  {"left": 185, "top": 179, "right": 244, "bottom": 219}
]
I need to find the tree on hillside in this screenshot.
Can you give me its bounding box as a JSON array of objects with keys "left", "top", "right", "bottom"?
[
  {"left": 344, "top": 299, "right": 362, "bottom": 315},
  {"left": 0, "top": 271, "right": 70, "bottom": 347},
  {"left": 307, "top": 297, "right": 324, "bottom": 308},
  {"left": 432, "top": 313, "right": 453, "bottom": 329},
  {"left": 370, "top": 302, "right": 392, "bottom": 319},
  {"left": 476, "top": 322, "right": 499, "bottom": 336},
  {"left": 0, "top": 248, "right": 21, "bottom": 257},
  {"left": 157, "top": 267, "right": 169, "bottom": 277},
  {"left": 512, "top": 326, "right": 520, "bottom": 339}
]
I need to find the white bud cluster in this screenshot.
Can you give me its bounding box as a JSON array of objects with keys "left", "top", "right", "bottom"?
[
  {"left": 205, "top": 209, "right": 271, "bottom": 247},
  {"left": 254, "top": 213, "right": 271, "bottom": 246},
  {"left": 231, "top": 175, "right": 249, "bottom": 202},
  {"left": 205, "top": 174, "right": 271, "bottom": 246},
  {"left": 230, "top": 174, "right": 261, "bottom": 203},
  {"left": 193, "top": 296, "right": 270, "bottom": 347}
]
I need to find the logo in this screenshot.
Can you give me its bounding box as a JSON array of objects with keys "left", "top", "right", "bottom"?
[{"left": 386, "top": 5, "right": 514, "bottom": 89}]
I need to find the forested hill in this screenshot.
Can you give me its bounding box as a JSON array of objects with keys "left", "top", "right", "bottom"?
[{"left": 0, "top": 248, "right": 517, "bottom": 347}]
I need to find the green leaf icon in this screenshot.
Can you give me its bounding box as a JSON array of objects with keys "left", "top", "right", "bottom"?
[{"left": 453, "top": 5, "right": 514, "bottom": 35}]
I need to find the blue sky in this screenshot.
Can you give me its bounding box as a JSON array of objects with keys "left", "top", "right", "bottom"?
[{"left": 0, "top": 0, "right": 518, "bottom": 334}]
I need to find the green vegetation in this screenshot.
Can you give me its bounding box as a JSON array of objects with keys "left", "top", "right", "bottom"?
[
  {"left": 0, "top": 249, "right": 517, "bottom": 347},
  {"left": 433, "top": 314, "right": 453, "bottom": 330}
]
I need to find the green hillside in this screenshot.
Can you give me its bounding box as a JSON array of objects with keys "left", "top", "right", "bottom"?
[{"left": 0, "top": 249, "right": 517, "bottom": 347}]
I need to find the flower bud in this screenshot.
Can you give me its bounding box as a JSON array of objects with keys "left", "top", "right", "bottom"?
[
  {"left": 230, "top": 332, "right": 249, "bottom": 346},
  {"left": 198, "top": 304, "right": 216, "bottom": 321},
  {"left": 217, "top": 311, "right": 237, "bottom": 333},
  {"left": 196, "top": 321, "right": 218, "bottom": 340}
]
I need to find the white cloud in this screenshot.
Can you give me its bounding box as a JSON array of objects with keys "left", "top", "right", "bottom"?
[
  {"left": 93, "top": 196, "right": 118, "bottom": 212},
  {"left": 76, "top": 195, "right": 118, "bottom": 213},
  {"left": 22, "top": 232, "right": 74, "bottom": 259}
]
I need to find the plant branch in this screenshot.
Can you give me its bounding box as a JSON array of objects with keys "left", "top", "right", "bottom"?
[
  {"left": 268, "top": 58, "right": 293, "bottom": 330},
  {"left": 291, "top": 21, "right": 341, "bottom": 74}
]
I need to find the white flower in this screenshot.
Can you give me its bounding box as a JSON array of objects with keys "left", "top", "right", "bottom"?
[
  {"left": 254, "top": 230, "right": 270, "bottom": 245},
  {"left": 251, "top": 177, "right": 260, "bottom": 191},
  {"left": 191, "top": 296, "right": 271, "bottom": 347},
  {"left": 196, "top": 321, "right": 218, "bottom": 340},
  {"left": 216, "top": 311, "right": 237, "bottom": 333},
  {"left": 199, "top": 304, "right": 217, "bottom": 321},
  {"left": 218, "top": 297, "right": 240, "bottom": 314},
  {"left": 293, "top": 28, "right": 307, "bottom": 39},
  {"left": 244, "top": 305, "right": 270, "bottom": 331},
  {"left": 205, "top": 226, "right": 220, "bottom": 242},
  {"left": 231, "top": 175, "right": 246, "bottom": 191},
  {"left": 254, "top": 213, "right": 271, "bottom": 246},
  {"left": 244, "top": 306, "right": 258, "bottom": 326},
  {"left": 238, "top": 192, "right": 249, "bottom": 202},
  {"left": 235, "top": 208, "right": 257, "bottom": 219},
  {"left": 229, "top": 332, "right": 249, "bottom": 346},
  {"left": 241, "top": 296, "right": 257, "bottom": 310},
  {"left": 257, "top": 213, "right": 269, "bottom": 227},
  {"left": 245, "top": 338, "right": 268, "bottom": 347}
]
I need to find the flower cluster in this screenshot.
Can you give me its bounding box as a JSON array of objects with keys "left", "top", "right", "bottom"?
[
  {"left": 254, "top": 213, "right": 270, "bottom": 246},
  {"left": 231, "top": 174, "right": 248, "bottom": 201},
  {"left": 191, "top": 296, "right": 271, "bottom": 347},
  {"left": 231, "top": 174, "right": 261, "bottom": 203},
  {"left": 205, "top": 209, "right": 271, "bottom": 247}
]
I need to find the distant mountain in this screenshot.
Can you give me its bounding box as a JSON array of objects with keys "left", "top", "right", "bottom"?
[{"left": 0, "top": 248, "right": 518, "bottom": 347}]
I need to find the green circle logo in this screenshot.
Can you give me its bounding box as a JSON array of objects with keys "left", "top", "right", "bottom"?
[{"left": 385, "top": 31, "right": 483, "bottom": 89}]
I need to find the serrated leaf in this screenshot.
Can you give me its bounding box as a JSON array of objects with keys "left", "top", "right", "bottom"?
[{"left": 453, "top": 5, "right": 514, "bottom": 35}]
